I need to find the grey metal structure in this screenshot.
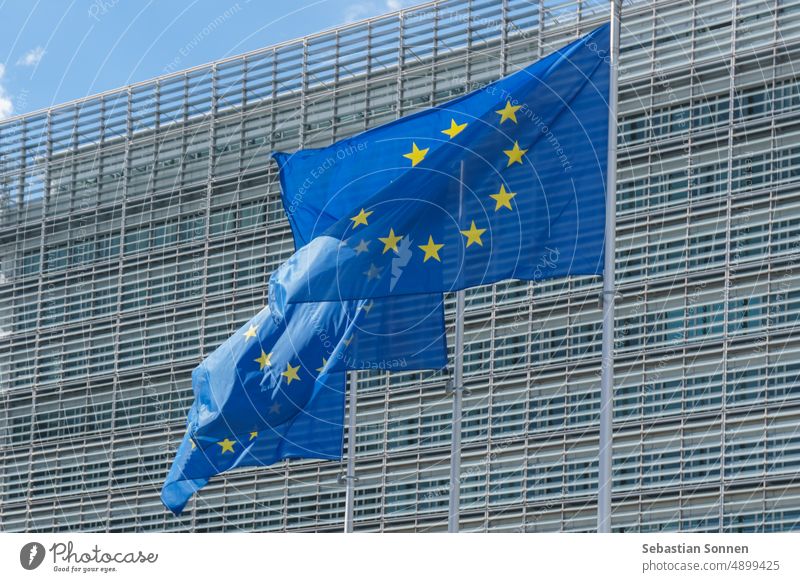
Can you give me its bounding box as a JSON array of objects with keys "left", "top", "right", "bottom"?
[
  {"left": 598, "top": 0, "right": 621, "bottom": 533},
  {"left": 2, "top": 0, "right": 800, "bottom": 532}
]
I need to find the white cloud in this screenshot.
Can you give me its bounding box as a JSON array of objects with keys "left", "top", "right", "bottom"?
[
  {"left": 345, "top": 0, "right": 416, "bottom": 23},
  {"left": 344, "top": 2, "right": 376, "bottom": 23},
  {"left": 386, "top": 0, "right": 415, "bottom": 10},
  {"left": 17, "top": 46, "right": 45, "bottom": 67},
  {"left": 0, "top": 64, "right": 13, "bottom": 120}
]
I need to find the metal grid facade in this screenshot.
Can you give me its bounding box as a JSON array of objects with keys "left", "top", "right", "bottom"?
[{"left": 1, "top": 0, "right": 800, "bottom": 532}]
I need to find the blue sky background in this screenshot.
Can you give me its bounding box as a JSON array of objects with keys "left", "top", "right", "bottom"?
[{"left": 0, "top": 0, "right": 420, "bottom": 120}]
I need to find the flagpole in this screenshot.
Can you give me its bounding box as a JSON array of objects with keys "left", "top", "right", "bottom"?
[
  {"left": 598, "top": 0, "right": 621, "bottom": 534},
  {"left": 344, "top": 369, "right": 357, "bottom": 532},
  {"left": 448, "top": 161, "right": 466, "bottom": 533}
]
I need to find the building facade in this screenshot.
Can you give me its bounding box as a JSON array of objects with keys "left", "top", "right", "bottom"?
[{"left": 2, "top": 0, "right": 800, "bottom": 532}]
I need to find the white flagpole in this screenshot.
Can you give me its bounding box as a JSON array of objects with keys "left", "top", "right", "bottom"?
[
  {"left": 598, "top": 0, "right": 621, "bottom": 533},
  {"left": 344, "top": 369, "right": 357, "bottom": 532},
  {"left": 448, "top": 161, "right": 466, "bottom": 533}
]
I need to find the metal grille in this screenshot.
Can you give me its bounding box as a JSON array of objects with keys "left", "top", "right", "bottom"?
[{"left": 2, "top": 0, "right": 800, "bottom": 532}]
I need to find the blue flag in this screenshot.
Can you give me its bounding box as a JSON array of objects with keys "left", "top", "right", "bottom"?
[
  {"left": 162, "top": 378, "right": 345, "bottom": 515},
  {"left": 187, "top": 294, "right": 361, "bottom": 436},
  {"left": 161, "top": 25, "right": 609, "bottom": 514},
  {"left": 272, "top": 152, "right": 448, "bottom": 372},
  {"left": 161, "top": 295, "right": 359, "bottom": 514},
  {"left": 162, "top": 221, "right": 448, "bottom": 514},
  {"left": 273, "top": 25, "right": 610, "bottom": 304},
  {"left": 162, "top": 256, "right": 444, "bottom": 514}
]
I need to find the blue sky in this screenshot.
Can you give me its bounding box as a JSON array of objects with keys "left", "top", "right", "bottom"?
[{"left": 0, "top": 0, "right": 420, "bottom": 119}]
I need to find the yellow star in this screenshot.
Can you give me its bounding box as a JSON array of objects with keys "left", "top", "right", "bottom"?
[
  {"left": 441, "top": 119, "right": 467, "bottom": 139},
  {"left": 249, "top": 431, "right": 258, "bottom": 441},
  {"left": 378, "top": 228, "right": 403, "bottom": 254},
  {"left": 350, "top": 208, "right": 373, "bottom": 228},
  {"left": 418, "top": 235, "right": 444, "bottom": 262},
  {"left": 343, "top": 336, "right": 353, "bottom": 347},
  {"left": 281, "top": 362, "right": 301, "bottom": 385},
  {"left": 255, "top": 350, "right": 272, "bottom": 370},
  {"left": 363, "top": 300, "right": 375, "bottom": 314},
  {"left": 460, "top": 221, "right": 486, "bottom": 247},
  {"left": 190, "top": 439, "right": 196, "bottom": 450},
  {"left": 243, "top": 324, "right": 258, "bottom": 341},
  {"left": 503, "top": 141, "right": 528, "bottom": 166},
  {"left": 403, "top": 142, "right": 429, "bottom": 166},
  {"left": 316, "top": 358, "right": 327, "bottom": 373},
  {"left": 218, "top": 438, "right": 235, "bottom": 454},
  {"left": 490, "top": 184, "right": 517, "bottom": 211},
  {"left": 495, "top": 100, "right": 522, "bottom": 124}
]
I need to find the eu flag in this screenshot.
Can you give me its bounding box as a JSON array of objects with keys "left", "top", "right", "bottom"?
[
  {"left": 163, "top": 257, "right": 444, "bottom": 513},
  {"left": 162, "top": 377, "right": 345, "bottom": 515},
  {"left": 162, "top": 25, "right": 609, "bottom": 514},
  {"left": 274, "top": 25, "right": 610, "bottom": 304},
  {"left": 161, "top": 296, "right": 357, "bottom": 514},
  {"left": 162, "top": 221, "right": 448, "bottom": 513},
  {"left": 272, "top": 149, "right": 448, "bottom": 372}
]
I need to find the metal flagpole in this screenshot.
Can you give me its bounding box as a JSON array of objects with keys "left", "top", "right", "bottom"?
[
  {"left": 448, "top": 161, "right": 466, "bottom": 533},
  {"left": 344, "top": 370, "right": 358, "bottom": 532},
  {"left": 598, "top": 0, "right": 621, "bottom": 534}
]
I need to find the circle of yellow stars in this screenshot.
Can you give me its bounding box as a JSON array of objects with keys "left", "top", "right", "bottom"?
[
  {"left": 206, "top": 100, "right": 529, "bottom": 459},
  {"left": 344, "top": 100, "right": 529, "bottom": 274}
]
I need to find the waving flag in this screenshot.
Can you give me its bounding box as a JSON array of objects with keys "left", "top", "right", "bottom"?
[
  {"left": 272, "top": 151, "right": 448, "bottom": 372},
  {"left": 161, "top": 295, "right": 358, "bottom": 514},
  {"left": 161, "top": 379, "right": 345, "bottom": 515},
  {"left": 162, "top": 24, "right": 610, "bottom": 515},
  {"left": 274, "top": 24, "right": 610, "bottom": 304},
  {"left": 162, "top": 221, "right": 446, "bottom": 514}
]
